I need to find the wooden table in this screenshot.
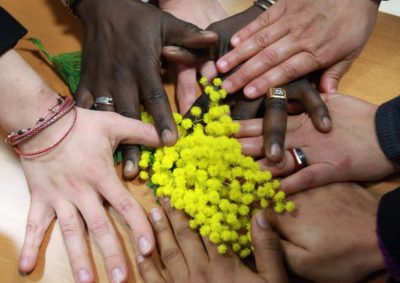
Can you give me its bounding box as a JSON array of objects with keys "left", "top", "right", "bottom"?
[{"left": 1, "top": 1, "right": 399, "bottom": 282}]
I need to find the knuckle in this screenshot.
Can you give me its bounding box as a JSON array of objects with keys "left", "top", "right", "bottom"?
[
  {"left": 115, "top": 198, "right": 135, "bottom": 218},
  {"left": 60, "top": 220, "right": 79, "bottom": 237},
  {"left": 144, "top": 88, "right": 167, "bottom": 105},
  {"left": 335, "top": 155, "right": 351, "bottom": 171},
  {"left": 254, "top": 32, "right": 270, "bottom": 49},
  {"left": 89, "top": 219, "right": 110, "bottom": 238},
  {"left": 299, "top": 168, "right": 316, "bottom": 187},
  {"left": 259, "top": 49, "right": 279, "bottom": 66},
  {"left": 161, "top": 247, "right": 181, "bottom": 264},
  {"left": 257, "top": 12, "right": 271, "bottom": 27},
  {"left": 278, "top": 62, "right": 299, "bottom": 82},
  {"left": 255, "top": 234, "right": 282, "bottom": 254},
  {"left": 26, "top": 221, "right": 39, "bottom": 235},
  {"left": 103, "top": 250, "right": 120, "bottom": 263},
  {"left": 267, "top": 99, "right": 288, "bottom": 112},
  {"left": 178, "top": 82, "right": 197, "bottom": 96},
  {"left": 268, "top": 128, "right": 285, "bottom": 143},
  {"left": 174, "top": 224, "right": 192, "bottom": 241}
]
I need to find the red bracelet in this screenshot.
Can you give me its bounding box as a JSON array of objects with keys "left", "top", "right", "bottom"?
[
  {"left": 5, "top": 96, "right": 74, "bottom": 146},
  {"left": 14, "top": 107, "right": 78, "bottom": 157}
]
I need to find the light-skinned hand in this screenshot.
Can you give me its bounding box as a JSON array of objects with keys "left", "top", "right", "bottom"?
[{"left": 217, "top": 0, "right": 380, "bottom": 97}]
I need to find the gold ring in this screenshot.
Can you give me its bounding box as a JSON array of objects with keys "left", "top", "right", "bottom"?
[{"left": 268, "top": 88, "right": 287, "bottom": 100}]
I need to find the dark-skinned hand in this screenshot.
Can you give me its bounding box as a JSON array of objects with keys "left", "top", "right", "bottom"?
[
  {"left": 166, "top": 4, "right": 331, "bottom": 164},
  {"left": 75, "top": 0, "right": 217, "bottom": 179}
]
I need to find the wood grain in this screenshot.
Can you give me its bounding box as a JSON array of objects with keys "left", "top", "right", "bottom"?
[{"left": 0, "top": 1, "right": 399, "bottom": 282}]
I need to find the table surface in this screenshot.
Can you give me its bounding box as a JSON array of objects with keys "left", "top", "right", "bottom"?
[{"left": 1, "top": 1, "right": 399, "bottom": 282}]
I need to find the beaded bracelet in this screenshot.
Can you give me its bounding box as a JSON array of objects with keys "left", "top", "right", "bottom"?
[
  {"left": 5, "top": 95, "right": 74, "bottom": 146},
  {"left": 14, "top": 107, "right": 77, "bottom": 157}
]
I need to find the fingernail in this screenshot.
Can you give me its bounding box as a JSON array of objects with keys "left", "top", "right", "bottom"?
[
  {"left": 164, "top": 46, "right": 180, "bottom": 52},
  {"left": 161, "top": 129, "right": 174, "bottom": 146},
  {"left": 136, "top": 255, "right": 144, "bottom": 264},
  {"left": 322, "top": 117, "right": 332, "bottom": 129},
  {"left": 245, "top": 86, "right": 257, "bottom": 97},
  {"left": 20, "top": 257, "right": 29, "bottom": 269},
  {"left": 111, "top": 267, "right": 124, "bottom": 283},
  {"left": 217, "top": 60, "right": 228, "bottom": 71},
  {"left": 200, "top": 30, "right": 216, "bottom": 36},
  {"left": 78, "top": 269, "right": 90, "bottom": 283},
  {"left": 139, "top": 236, "right": 152, "bottom": 255},
  {"left": 124, "top": 160, "right": 134, "bottom": 173},
  {"left": 231, "top": 36, "right": 240, "bottom": 46},
  {"left": 222, "top": 80, "right": 232, "bottom": 91},
  {"left": 256, "top": 212, "right": 270, "bottom": 229},
  {"left": 269, "top": 143, "right": 281, "bottom": 157},
  {"left": 150, "top": 208, "right": 162, "bottom": 222}
]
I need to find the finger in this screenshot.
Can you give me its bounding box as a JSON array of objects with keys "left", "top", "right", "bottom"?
[
  {"left": 161, "top": 198, "right": 209, "bottom": 273},
  {"left": 136, "top": 254, "right": 166, "bottom": 283},
  {"left": 230, "top": 4, "right": 286, "bottom": 47},
  {"left": 281, "top": 163, "right": 338, "bottom": 195},
  {"left": 223, "top": 36, "right": 303, "bottom": 95},
  {"left": 75, "top": 84, "right": 94, "bottom": 109},
  {"left": 111, "top": 81, "right": 142, "bottom": 179},
  {"left": 175, "top": 65, "right": 199, "bottom": 114},
  {"left": 235, "top": 118, "right": 263, "bottom": 138},
  {"left": 218, "top": 20, "right": 289, "bottom": 74},
  {"left": 240, "top": 136, "right": 265, "bottom": 158},
  {"left": 257, "top": 150, "right": 296, "bottom": 177},
  {"left": 162, "top": 46, "right": 212, "bottom": 65},
  {"left": 320, "top": 59, "right": 353, "bottom": 93},
  {"left": 101, "top": 112, "right": 161, "bottom": 148},
  {"left": 287, "top": 82, "right": 331, "bottom": 133},
  {"left": 231, "top": 96, "right": 264, "bottom": 120},
  {"left": 19, "top": 198, "right": 55, "bottom": 273},
  {"left": 56, "top": 202, "right": 94, "bottom": 283},
  {"left": 99, "top": 172, "right": 155, "bottom": 256},
  {"left": 164, "top": 18, "right": 218, "bottom": 48},
  {"left": 148, "top": 207, "right": 189, "bottom": 281},
  {"left": 139, "top": 65, "right": 178, "bottom": 146},
  {"left": 77, "top": 196, "right": 127, "bottom": 283},
  {"left": 242, "top": 52, "right": 321, "bottom": 98},
  {"left": 263, "top": 97, "right": 288, "bottom": 163},
  {"left": 251, "top": 211, "right": 288, "bottom": 282},
  {"left": 199, "top": 61, "right": 218, "bottom": 81}
]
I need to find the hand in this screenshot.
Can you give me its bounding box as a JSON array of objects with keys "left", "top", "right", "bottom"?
[
  {"left": 263, "top": 183, "right": 385, "bottom": 282},
  {"left": 237, "top": 93, "right": 399, "bottom": 194},
  {"left": 75, "top": 0, "right": 217, "bottom": 179},
  {"left": 185, "top": 6, "right": 332, "bottom": 163},
  {"left": 159, "top": 0, "right": 227, "bottom": 114},
  {"left": 217, "top": 0, "right": 380, "bottom": 97},
  {"left": 19, "top": 108, "right": 161, "bottom": 283},
  {"left": 137, "top": 199, "right": 288, "bottom": 283}
]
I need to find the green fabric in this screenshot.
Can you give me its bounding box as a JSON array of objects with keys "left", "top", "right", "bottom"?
[{"left": 30, "top": 38, "right": 82, "bottom": 94}]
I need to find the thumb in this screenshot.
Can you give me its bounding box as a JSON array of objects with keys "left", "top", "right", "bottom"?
[
  {"left": 103, "top": 112, "right": 162, "bottom": 148},
  {"left": 319, "top": 59, "right": 353, "bottom": 93},
  {"left": 251, "top": 211, "right": 288, "bottom": 283}
]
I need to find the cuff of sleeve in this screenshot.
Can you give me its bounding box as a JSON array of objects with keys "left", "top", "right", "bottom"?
[
  {"left": 0, "top": 7, "right": 27, "bottom": 56},
  {"left": 377, "top": 188, "right": 400, "bottom": 280},
  {"left": 375, "top": 96, "right": 400, "bottom": 165}
]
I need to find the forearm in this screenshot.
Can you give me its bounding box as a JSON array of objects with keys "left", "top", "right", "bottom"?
[{"left": 0, "top": 50, "right": 56, "bottom": 132}]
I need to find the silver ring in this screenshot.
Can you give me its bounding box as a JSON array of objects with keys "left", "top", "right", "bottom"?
[
  {"left": 289, "top": 148, "right": 308, "bottom": 172},
  {"left": 94, "top": 97, "right": 114, "bottom": 108}
]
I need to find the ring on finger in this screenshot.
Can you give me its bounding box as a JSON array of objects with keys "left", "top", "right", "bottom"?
[
  {"left": 267, "top": 88, "right": 287, "bottom": 101},
  {"left": 93, "top": 97, "right": 114, "bottom": 109},
  {"left": 289, "top": 148, "right": 308, "bottom": 172}
]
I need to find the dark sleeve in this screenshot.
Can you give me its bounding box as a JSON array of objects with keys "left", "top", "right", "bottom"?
[
  {"left": 377, "top": 188, "right": 400, "bottom": 280},
  {"left": 375, "top": 96, "right": 400, "bottom": 165},
  {"left": 0, "top": 7, "right": 27, "bottom": 56}
]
